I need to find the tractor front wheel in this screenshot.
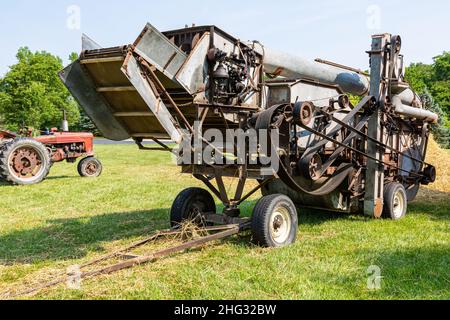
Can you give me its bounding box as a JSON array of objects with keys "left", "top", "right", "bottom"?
[
  {"left": 78, "top": 157, "right": 103, "bottom": 178},
  {"left": 0, "top": 138, "right": 51, "bottom": 185}
]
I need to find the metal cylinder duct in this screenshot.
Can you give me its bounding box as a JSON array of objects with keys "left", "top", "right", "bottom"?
[
  {"left": 260, "top": 47, "right": 370, "bottom": 96},
  {"left": 396, "top": 88, "right": 423, "bottom": 108},
  {"left": 392, "top": 96, "right": 438, "bottom": 123}
]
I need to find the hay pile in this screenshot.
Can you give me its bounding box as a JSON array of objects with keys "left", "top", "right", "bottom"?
[
  {"left": 424, "top": 137, "right": 450, "bottom": 193},
  {"left": 416, "top": 137, "right": 450, "bottom": 201}
]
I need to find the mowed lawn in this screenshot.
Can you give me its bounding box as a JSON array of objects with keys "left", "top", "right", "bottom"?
[{"left": 0, "top": 144, "right": 449, "bottom": 300}]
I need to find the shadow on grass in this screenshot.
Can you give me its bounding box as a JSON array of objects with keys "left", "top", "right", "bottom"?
[
  {"left": 297, "top": 188, "right": 450, "bottom": 225},
  {"left": 238, "top": 199, "right": 354, "bottom": 226},
  {"left": 1, "top": 189, "right": 447, "bottom": 266},
  {"left": 45, "top": 176, "right": 75, "bottom": 181},
  {"left": 0, "top": 176, "right": 74, "bottom": 187},
  {"left": 0, "top": 209, "right": 169, "bottom": 265},
  {"left": 0, "top": 202, "right": 342, "bottom": 264}
]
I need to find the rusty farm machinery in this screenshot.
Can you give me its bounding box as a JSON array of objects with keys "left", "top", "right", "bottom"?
[
  {"left": 60, "top": 24, "right": 437, "bottom": 248},
  {"left": 0, "top": 116, "right": 103, "bottom": 185}
]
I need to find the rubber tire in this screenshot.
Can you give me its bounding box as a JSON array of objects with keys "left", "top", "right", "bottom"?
[
  {"left": 405, "top": 183, "right": 420, "bottom": 203},
  {"left": 78, "top": 157, "right": 103, "bottom": 178},
  {"left": 251, "top": 194, "right": 298, "bottom": 248},
  {"left": 383, "top": 183, "right": 408, "bottom": 220},
  {"left": 0, "top": 138, "right": 51, "bottom": 185},
  {"left": 170, "top": 188, "right": 216, "bottom": 228}
]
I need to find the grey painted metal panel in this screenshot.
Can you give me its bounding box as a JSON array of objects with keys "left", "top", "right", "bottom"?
[
  {"left": 176, "top": 33, "right": 210, "bottom": 95},
  {"left": 290, "top": 82, "right": 339, "bottom": 106},
  {"left": 59, "top": 61, "right": 130, "bottom": 141},
  {"left": 213, "top": 33, "right": 238, "bottom": 55},
  {"left": 122, "top": 55, "right": 183, "bottom": 143},
  {"left": 82, "top": 34, "right": 102, "bottom": 51},
  {"left": 134, "top": 23, "right": 187, "bottom": 81}
]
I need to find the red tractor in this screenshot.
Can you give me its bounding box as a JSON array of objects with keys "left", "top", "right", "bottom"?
[{"left": 0, "top": 129, "right": 102, "bottom": 185}]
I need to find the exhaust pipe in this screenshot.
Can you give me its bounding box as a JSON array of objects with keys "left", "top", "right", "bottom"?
[{"left": 62, "top": 110, "right": 69, "bottom": 132}]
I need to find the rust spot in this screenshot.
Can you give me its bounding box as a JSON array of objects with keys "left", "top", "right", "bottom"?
[
  {"left": 374, "top": 198, "right": 384, "bottom": 218},
  {"left": 272, "top": 67, "right": 284, "bottom": 77}
]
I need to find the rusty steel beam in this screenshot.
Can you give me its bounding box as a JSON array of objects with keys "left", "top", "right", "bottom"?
[{"left": 3, "top": 225, "right": 241, "bottom": 299}]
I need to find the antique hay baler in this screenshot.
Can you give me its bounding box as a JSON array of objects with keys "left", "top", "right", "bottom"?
[{"left": 60, "top": 24, "right": 437, "bottom": 247}]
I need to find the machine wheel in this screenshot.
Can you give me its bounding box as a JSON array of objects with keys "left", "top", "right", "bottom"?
[
  {"left": 0, "top": 138, "right": 51, "bottom": 185},
  {"left": 170, "top": 188, "right": 216, "bottom": 228},
  {"left": 78, "top": 157, "right": 103, "bottom": 178},
  {"left": 251, "top": 194, "right": 298, "bottom": 248},
  {"left": 383, "top": 183, "right": 408, "bottom": 220},
  {"left": 405, "top": 183, "right": 420, "bottom": 203}
]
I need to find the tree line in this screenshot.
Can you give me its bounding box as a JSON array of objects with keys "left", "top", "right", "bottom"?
[
  {"left": 405, "top": 52, "right": 450, "bottom": 147},
  {"left": 0, "top": 47, "right": 448, "bottom": 147},
  {"left": 0, "top": 47, "right": 97, "bottom": 135}
]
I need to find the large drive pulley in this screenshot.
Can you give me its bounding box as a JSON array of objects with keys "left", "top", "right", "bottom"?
[
  {"left": 293, "top": 101, "right": 315, "bottom": 127},
  {"left": 255, "top": 104, "right": 353, "bottom": 197},
  {"left": 299, "top": 153, "right": 323, "bottom": 181}
]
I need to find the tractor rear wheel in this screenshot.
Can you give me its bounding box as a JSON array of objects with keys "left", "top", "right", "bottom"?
[
  {"left": 251, "top": 194, "right": 298, "bottom": 248},
  {"left": 78, "top": 157, "right": 103, "bottom": 178},
  {"left": 170, "top": 188, "right": 216, "bottom": 228},
  {"left": 0, "top": 138, "right": 51, "bottom": 185}
]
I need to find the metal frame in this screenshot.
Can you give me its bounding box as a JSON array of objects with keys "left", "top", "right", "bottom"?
[{"left": 62, "top": 25, "right": 437, "bottom": 221}]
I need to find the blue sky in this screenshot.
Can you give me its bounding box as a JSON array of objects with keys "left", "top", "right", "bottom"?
[{"left": 0, "top": 0, "right": 449, "bottom": 76}]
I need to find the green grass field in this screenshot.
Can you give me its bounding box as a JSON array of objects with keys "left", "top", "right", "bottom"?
[{"left": 0, "top": 145, "right": 449, "bottom": 300}]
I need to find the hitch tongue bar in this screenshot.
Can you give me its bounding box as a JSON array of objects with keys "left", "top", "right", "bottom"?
[{"left": 3, "top": 225, "right": 243, "bottom": 299}]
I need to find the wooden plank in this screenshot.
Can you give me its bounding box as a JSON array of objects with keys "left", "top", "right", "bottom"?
[
  {"left": 80, "top": 56, "right": 124, "bottom": 64},
  {"left": 97, "top": 86, "right": 136, "bottom": 92},
  {"left": 114, "top": 112, "right": 155, "bottom": 117}
]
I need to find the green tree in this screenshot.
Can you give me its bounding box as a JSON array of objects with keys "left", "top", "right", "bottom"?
[
  {"left": 405, "top": 52, "right": 450, "bottom": 115},
  {"left": 69, "top": 52, "right": 79, "bottom": 63},
  {"left": 429, "top": 52, "right": 450, "bottom": 117},
  {"left": 421, "top": 90, "right": 449, "bottom": 148},
  {"left": 433, "top": 52, "right": 450, "bottom": 81},
  {"left": 66, "top": 51, "right": 100, "bottom": 136},
  {"left": 405, "top": 52, "right": 450, "bottom": 148},
  {"left": 0, "top": 47, "right": 80, "bottom": 131},
  {"left": 405, "top": 63, "right": 434, "bottom": 94}
]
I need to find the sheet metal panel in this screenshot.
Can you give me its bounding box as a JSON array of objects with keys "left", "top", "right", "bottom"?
[
  {"left": 122, "top": 55, "right": 183, "bottom": 143},
  {"left": 176, "top": 33, "right": 210, "bottom": 95},
  {"left": 59, "top": 61, "right": 130, "bottom": 141},
  {"left": 134, "top": 23, "right": 187, "bottom": 81},
  {"left": 82, "top": 34, "right": 102, "bottom": 51}
]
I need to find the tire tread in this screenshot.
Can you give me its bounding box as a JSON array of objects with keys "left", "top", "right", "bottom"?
[
  {"left": 170, "top": 188, "right": 216, "bottom": 227},
  {"left": 0, "top": 138, "right": 51, "bottom": 185},
  {"left": 251, "top": 194, "right": 298, "bottom": 247},
  {"left": 383, "top": 183, "right": 407, "bottom": 220}
]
